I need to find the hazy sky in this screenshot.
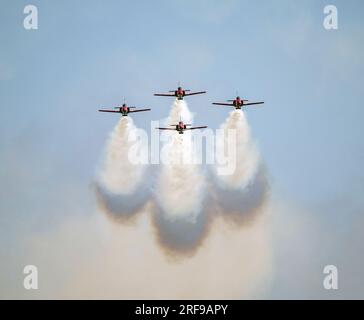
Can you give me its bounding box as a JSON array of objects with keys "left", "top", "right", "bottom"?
[{"left": 0, "top": 0, "right": 363, "bottom": 299}]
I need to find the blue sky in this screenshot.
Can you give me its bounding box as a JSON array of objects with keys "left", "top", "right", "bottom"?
[{"left": 1, "top": 0, "right": 364, "bottom": 298}]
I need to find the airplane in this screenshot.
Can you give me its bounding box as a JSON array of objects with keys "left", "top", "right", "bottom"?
[
  {"left": 98, "top": 103, "right": 151, "bottom": 116},
  {"left": 154, "top": 86, "right": 206, "bottom": 100},
  {"left": 156, "top": 120, "right": 207, "bottom": 134},
  {"left": 212, "top": 96, "right": 264, "bottom": 109}
]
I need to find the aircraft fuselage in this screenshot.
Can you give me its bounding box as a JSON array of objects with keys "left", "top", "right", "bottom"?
[
  {"left": 233, "top": 97, "right": 244, "bottom": 109},
  {"left": 175, "top": 89, "right": 185, "bottom": 100},
  {"left": 176, "top": 122, "right": 187, "bottom": 133},
  {"left": 120, "top": 106, "right": 130, "bottom": 116}
]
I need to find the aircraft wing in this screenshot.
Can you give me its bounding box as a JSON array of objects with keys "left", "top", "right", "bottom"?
[
  {"left": 185, "top": 126, "right": 208, "bottom": 130},
  {"left": 98, "top": 109, "right": 120, "bottom": 113},
  {"left": 244, "top": 102, "right": 264, "bottom": 106},
  {"left": 212, "top": 102, "right": 234, "bottom": 106},
  {"left": 154, "top": 93, "right": 175, "bottom": 97},
  {"left": 129, "top": 108, "right": 151, "bottom": 113},
  {"left": 156, "top": 128, "right": 176, "bottom": 131},
  {"left": 184, "top": 91, "right": 206, "bottom": 96}
]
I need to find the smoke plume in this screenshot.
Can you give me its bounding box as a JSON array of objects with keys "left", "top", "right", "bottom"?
[
  {"left": 8, "top": 99, "right": 273, "bottom": 299},
  {"left": 96, "top": 116, "right": 151, "bottom": 220},
  {"left": 214, "top": 109, "right": 260, "bottom": 190},
  {"left": 95, "top": 100, "right": 270, "bottom": 260},
  {"left": 98, "top": 116, "right": 146, "bottom": 194},
  {"left": 152, "top": 100, "right": 210, "bottom": 255},
  {"left": 212, "top": 109, "right": 269, "bottom": 225}
]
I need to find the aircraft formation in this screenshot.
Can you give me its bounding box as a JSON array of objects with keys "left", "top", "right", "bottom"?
[{"left": 98, "top": 85, "right": 264, "bottom": 134}]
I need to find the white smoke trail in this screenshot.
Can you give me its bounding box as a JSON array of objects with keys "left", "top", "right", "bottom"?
[
  {"left": 215, "top": 109, "right": 260, "bottom": 190},
  {"left": 165, "top": 99, "right": 193, "bottom": 125},
  {"left": 98, "top": 116, "right": 146, "bottom": 195},
  {"left": 155, "top": 100, "right": 206, "bottom": 223},
  {"left": 95, "top": 100, "right": 268, "bottom": 256}
]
